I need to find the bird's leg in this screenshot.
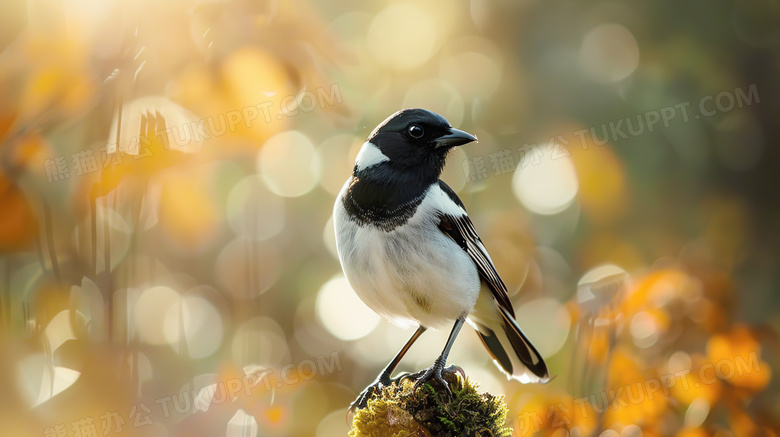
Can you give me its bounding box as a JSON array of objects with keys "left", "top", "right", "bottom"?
[
  {"left": 349, "top": 325, "right": 427, "bottom": 413},
  {"left": 411, "top": 314, "right": 466, "bottom": 398}
]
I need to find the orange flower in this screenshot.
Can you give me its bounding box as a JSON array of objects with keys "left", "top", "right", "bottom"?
[
  {"left": 602, "top": 348, "right": 667, "bottom": 428},
  {"left": 706, "top": 325, "right": 771, "bottom": 393},
  {"left": 621, "top": 269, "right": 695, "bottom": 316},
  {"left": 670, "top": 354, "right": 722, "bottom": 406},
  {"left": 512, "top": 391, "right": 597, "bottom": 437}
]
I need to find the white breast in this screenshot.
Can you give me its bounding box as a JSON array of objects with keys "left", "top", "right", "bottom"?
[{"left": 333, "top": 181, "right": 481, "bottom": 329}]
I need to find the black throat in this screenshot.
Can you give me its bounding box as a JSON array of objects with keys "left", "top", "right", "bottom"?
[{"left": 341, "top": 163, "right": 438, "bottom": 232}]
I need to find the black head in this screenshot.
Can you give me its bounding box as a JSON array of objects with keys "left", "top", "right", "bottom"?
[
  {"left": 363, "top": 108, "right": 477, "bottom": 177},
  {"left": 344, "top": 109, "right": 476, "bottom": 222}
]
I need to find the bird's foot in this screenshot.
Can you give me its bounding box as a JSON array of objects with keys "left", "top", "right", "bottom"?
[
  {"left": 407, "top": 363, "right": 465, "bottom": 400},
  {"left": 349, "top": 373, "right": 402, "bottom": 414}
]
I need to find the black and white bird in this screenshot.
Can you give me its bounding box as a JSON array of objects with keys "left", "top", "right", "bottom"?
[{"left": 333, "top": 108, "right": 549, "bottom": 411}]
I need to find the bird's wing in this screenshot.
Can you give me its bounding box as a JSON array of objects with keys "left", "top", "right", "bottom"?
[{"left": 436, "top": 180, "right": 515, "bottom": 317}]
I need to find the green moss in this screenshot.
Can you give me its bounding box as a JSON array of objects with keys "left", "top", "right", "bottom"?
[{"left": 350, "top": 369, "right": 512, "bottom": 437}]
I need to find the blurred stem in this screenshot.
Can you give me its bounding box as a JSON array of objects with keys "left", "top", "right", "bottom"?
[
  {"left": 42, "top": 200, "right": 61, "bottom": 283},
  {"left": 1, "top": 258, "right": 8, "bottom": 329},
  {"left": 105, "top": 195, "right": 114, "bottom": 344},
  {"left": 91, "top": 195, "right": 97, "bottom": 276},
  {"left": 247, "top": 206, "right": 255, "bottom": 299},
  {"left": 124, "top": 194, "right": 145, "bottom": 387},
  {"left": 571, "top": 318, "right": 594, "bottom": 396},
  {"left": 108, "top": 66, "right": 124, "bottom": 347},
  {"left": 34, "top": 229, "right": 47, "bottom": 276},
  {"left": 22, "top": 300, "right": 29, "bottom": 335}
]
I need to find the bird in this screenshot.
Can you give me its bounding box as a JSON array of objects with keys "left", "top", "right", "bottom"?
[{"left": 333, "top": 108, "right": 549, "bottom": 412}]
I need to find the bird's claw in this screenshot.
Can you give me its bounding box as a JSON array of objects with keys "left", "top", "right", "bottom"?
[
  {"left": 394, "top": 371, "right": 417, "bottom": 385},
  {"left": 411, "top": 364, "right": 464, "bottom": 400},
  {"left": 448, "top": 364, "right": 466, "bottom": 382},
  {"left": 348, "top": 374, "right": 393, "bottom": 415},
  {"left": 348, "top": 364, "right": 465, "bottom": 421},
  {"left": 348, "top": 385, "right": 379, "bottom": 414}
]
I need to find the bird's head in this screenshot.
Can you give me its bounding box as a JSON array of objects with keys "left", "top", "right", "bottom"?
[{"left": 354, "top": 108, "right": 477, "bottom": 178}]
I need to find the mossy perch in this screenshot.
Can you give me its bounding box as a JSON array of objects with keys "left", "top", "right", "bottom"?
[{"left": 350, "top": 369, "right": 512, "bottom": 437}]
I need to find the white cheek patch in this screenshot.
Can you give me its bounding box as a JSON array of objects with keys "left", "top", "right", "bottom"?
[{"left": 354, "top": 141, "right": 390, "bottom": 171}]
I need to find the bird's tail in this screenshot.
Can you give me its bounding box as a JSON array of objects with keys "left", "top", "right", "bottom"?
[{"left": 468, "top": 288, "right": 549, "bottom": 383}]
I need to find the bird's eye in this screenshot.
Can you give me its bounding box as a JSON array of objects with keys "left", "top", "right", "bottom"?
[{"left": 408, "top": 125, "right": 424, "bottom": 138}]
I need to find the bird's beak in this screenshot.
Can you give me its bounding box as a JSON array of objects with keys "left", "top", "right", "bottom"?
[{"left": 434, "top": 128, "right": 478, "bottom": 149}]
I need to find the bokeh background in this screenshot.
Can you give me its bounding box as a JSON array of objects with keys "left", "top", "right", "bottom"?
[{"left": 1, "top": 0, "right": 778, "bottom": 436}]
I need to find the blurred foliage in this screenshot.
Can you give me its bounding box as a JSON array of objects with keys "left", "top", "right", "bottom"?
[{"left": 0, "top": 0, "right": 778, "bottom": 436}]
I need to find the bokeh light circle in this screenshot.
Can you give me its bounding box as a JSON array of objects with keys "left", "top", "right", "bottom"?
[
  {"left": 515, "top": 298, "right": 571, "bottom": 357},
  {"left": 318, "top": 133, "right": 363, "bottom": 196},
  {"left": 367, "top": 4, "right": 438, "bottom": 70},
  {"left": 258, "top": 130, "right": 321, "bottom": 197},
  {"left": 226, "top": 175, "right": 285, "bottom": 241},
  {"left": 512, "top": 153, "right": 579, "bottom": 215},
  {"left": 134, "top": 286, "right": 181, "bottom": 345},
  {"left": 316, "top": 275, "right": 380, "bottom": 341},
  {"left": 163, "top": 296, "right": 224, "bottom": 359},
  {"left": 577, "top": 264, "right": 629, "bottom": 311},
  {"left": 439, "top": 49, "right": 501, "bottom": 98},
  {"left": 402, "top": 79, "right": 464, "bottom": 127},
  {"left": 233, "top": 317, "right": 290, "bottom": 367},
  {"left": 316, "top": 408, "right": 350, "bottom": 437},
  {"left": 579, "top": 24, "right": 639, "bottom": 82},
  {"left": 215, "top": 237, "right": 281, "bottom": 299},
  {"left": 684, "top": 398, "right": 710, "bottom": 428}
]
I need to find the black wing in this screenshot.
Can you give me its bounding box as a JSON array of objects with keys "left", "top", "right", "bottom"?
[{"left": 436, "top": 180, "right": 515, "bottom": 317}]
